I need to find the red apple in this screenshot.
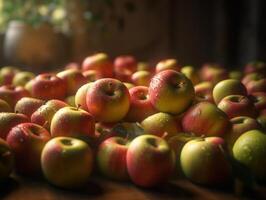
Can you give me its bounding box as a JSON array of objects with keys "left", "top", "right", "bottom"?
[
  {"left": 245, "top": 77, "right": 266, "bottom": 94},
  {"left": 0, "top": 66, "right": 20, "bottom": 85},
  {"left": 241, "top": 72, "right": 264, "bottom": 86},
  {"left": 244, "top": 61, "right": 266, "bottom": 75},
  {"left": 155, "top": 59, "right": 180, "bottom": 73},
  {"left": 15, "top": 97, "right": 45, "bottom": 118},
  {"left": 114, "top": 55, "right": 137, "bottom": 82},
  {"left": 249, "top": 92, "right": 266, "bottom": 110},
  {"left": 200, "top": 63, "right": 228, "bottom": 84},
  {"left": 0, "top": 138, "right": 14, "bottom": 180}
]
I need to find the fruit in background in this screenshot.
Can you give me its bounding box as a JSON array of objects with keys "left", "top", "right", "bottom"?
[
  {"left": 182, "top": 102, "right": 230, "bottom": 137},
  {"left": 141, "top": 112, "right": 182, "bottom": 139},
  {"left": 233, "top": 130, "right": 266, "bottom": 181},
  {"left": 86, "top": 78, "right": 130, "bottom": 123},
  {"left": 180, "top": 137, "right": 232, "bottom": 185},
  {"left": 114, "top": 55, "right": 137, "bottom": 82},
  {"left": 257, "top": 111, "right": 266, "bottom": 131},
  {"left": 200, "top": 63, "right": 228, "bottom": 84},
  {"left": 0, "top": 113, "right": 29, "bottom": 139},
  {"left": 65, "top": 96, "right": 75, "bottom": 107},
  {"left": 15, "top": 97, "right": 45, "bottom": 118},
  {"left": 30, "top": 73, "right": 67, "bottom": 100},
  {"left": 137, "top": 62, "right": 150, "bottom": 71},
  {"left": 31, "top": 99, "right": 68, "bottom": 130},
  {"left": 217, "top": 95, "right": 258, "bottom": 118},
  {"left": 241, "top": 72, "right": 264, "bottom": 85},
  {"left": 131, "top": 70, "right": 151, "bottom": 86},
  {"left": 6, "top": 123, "right": 50, "bottom": 175},
  {"left": 181, "top": 66, "right": 200, "bottom": 85},
  {"left": 249, "top": 92, "right": 266, "bottom": 110},
  {"left": 65, "top": 62, "right": 80, "bottom": 70},
  {"left": 12, "top": 71, "right": 35, "bottom": 86},
  {"left": 212, "top": 79, "right": 247, "bottom": 104},
  {"left": 123, "top": 82, "right": 135, "bottom": 89},
  {"left": 0, "top": 99, "right": 12, "bottom": 112},
  {"left": 127, "top": 135, "right": 175, "bottom": 187},
  {"left": 75, "top": 82, "right": 93, "bottom": 111},
  {"left": 225, "top": 116, "right": 261, "bottom": 150},
  {"left": 155, "top": 59, "right": 180, "bottom": 73},
  {"left": 149, "top": 70, "right": 195, "bottom": 114},
  {"left": 229, "top": 70, "right": 243, "bottom": 80},
  {"left": 82, "top": 53, "right": 113, "bottom": 78},
  {"left": 244, "top": 61, "right": 266, "bottom": 75},
  {"left": 0, "top": 138, "right": 14, "bottom": 180},
  {"left": 97, "top": 137, "right": 129, "bottom": 181},
  {"left": 82, "top": 70, "right": 99, "bottom": 82},
  {"left": 0, "top": 66, "right": 20, "bottom": 85},
  {"left": 0, "top": 85, "right": 30, "bottom": 108},
  {"left": 194, "top": 81, "right": 214, "bottom": 103},
  {"left": 41, "top": 137, "right": 93, "bottom": 188},
  {"left": 57, "top": 69, "right": 87, "bottom": 96},
  {"left": 245, "top": 77, "right": 266, "bottom": 94},
  {"left": 125, "top": 86, "right": 157, "bottom": 122}
]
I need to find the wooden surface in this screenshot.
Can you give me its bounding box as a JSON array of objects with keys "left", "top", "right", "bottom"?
[{"left": 1, "top": 175, "right": 266, "bottom": 200}]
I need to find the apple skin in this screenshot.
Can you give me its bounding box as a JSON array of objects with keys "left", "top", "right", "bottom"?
[
  {"left": 86, "top": 78, "right": 130, "bottom": 123},
  {"left": 0, "top": 138, "right": 14, "bottom": 180},
  {"left": 65, "top": 95, "right": 75, "bottom": 107},
  {"left": 75, "top": 82, "right": 93, "bottom": 111},
  {"left": 182, "top": 102, "right": 230, "bottom": 137},
  {"left": 137, "top": 62, "right": 150, "bottom": 71},
  {"left": 229, "top": 70, "right": 243, "bottom": 80},
  {"left": 225, "top": 116, "right": 261, "bottom": 150},
  {"left": 241, "top": 72, "right": 264, "bottom": 86},
  {"left": 0, "top": 85, "right": 30, "bottom": 108},
  {"left": 82, "top": 70, "right": 99, "bottom": 82},
  {"left": 217, "top": 95, "right": 258, "bottom": 119},
  {"left": 15, "top": 97, "right": 45, "bottom": 118},
  {"left": 200, "top": 63, "right": 228, "bottom": 84},
  {"left": 181, "top": 66, "right": 200, "bottom": 85},
  {"left": 50, "top": 107, "right": 95, "bottom": 139},
  {"left": 249, "top": 92, "right": 266, "bottom": 110},
  {"left": 57, "top": 69, "right": 87, "bottom": 96},
  {"left": 65, "top": 62, "right": 80, "bottom": 70},
  {"left": 245, "top": 77, "right": 266, "bottom": 94},
  {"left": 0, "top": 113, "right": 29, "bottom": 139},
  {"left": 123, "top": 82, "right": 135, "bottom": 89},
  {"left": 82, "top": 53, "right": 114, "bottom": 78},
  {"left": 12, "top": 71, "right": 35, "bottom": 86},
  {"left": 30, "top": 73, "right": 67, "bottom": 100},
  {"left": 41, "top": 137, "right": 93, "bottom": 188},
  {"left": 114, "top": 55, "right": 137, "bottom": 82},
  {"left": 212, "top": 79, "right": 247, "bottom": 104},
  {"left": 6, "top": 123, "right": 50, "bottom": 175},
  {"left": 233, "top": 130, "right": 266, "bottom": 181},
  {"left": 194, "top": 81, "right": 214, "bottom": 103},
  {"left": 141, "top": 112, "right": 182, "bottom": 139},
  {"left": 155, "top": 59, "right": 180, "bottom": 73},
  {"left": 0, "top": 99, "right": 12, "bottom": 112},
  {"left": 0, "top": 66, "right": 20, "bottom": 85},
  {"left": 149, "top": 70, "right": 195, "bottom": 115},
  {"left": 126, "top": 135, "right": 176, "bottom": 187},
  {"left": 125, "top": 86, "right": 157, "bottom": 122},
  {"left": 131, "top": 70, "right": 152, "bottom": 87},
  {"left": 244, "top": 61, "right": 266, "bottom": 75},
  {"left": 180, "top": 137, "right": 232, "bottom": 185},
  {"left": 97, "top": 137, "right": 129, "bottom": 181}
]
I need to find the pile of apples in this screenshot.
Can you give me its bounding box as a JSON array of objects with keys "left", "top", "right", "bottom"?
[{"left": 0, "top": 53, "right": 266, "bottom": 190}]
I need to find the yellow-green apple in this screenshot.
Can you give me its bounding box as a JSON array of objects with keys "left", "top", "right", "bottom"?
[
  {"left": 114, "top": 55, "right": 137, "bottom": 82},
  {"left": 155, "top": 59, "right": 180, "bottom": 73},
  {"left": 229, "top": 70, "right": 243, "bottom": 80},
  {"left": 0, "top": 85, "right": 30, "bottom": 108},
  {"left": 126, "top": 135, "right": 175, "bottom": 187},
  {"left": 199, "top": 63, "right": 228, "bottom": 84},
  {"left": 249, "top": 92, "right": 266, "bottom": 110},
  {"left": 217, "top": 95, "right": 258, "bottom": 118},
  {"left": 123, "top": 82, "right": 135, "bottom": 89},
  {"left": 241, "top": 72, "right": 264, "bottom": 86},
  {"left": 125, "top": 86, "right": 157, "bottom": 122},
  {"left": 97, "top": 137, "right": 129, "bottom": 181},
  {"left": 194, "top": 81, "right": 214, "bottom": 103},
  {"left": 180, "top": 137, "right": 232, "bottom": 185},
  {"left": 0, "top": 66, "right": 20, "bottom": 85},
  {"left": 86, "top": 78, "right": 130, "bottom": 123},
  {"left": 233, "top": 129, "right": 266, "bottom": 181},
  {"left": 82, "top": 53, "right": 114, "bottom": 78},
  {"left": 51, "top": 107, "right": 95, "bottom": 139},
  {"left": 0, "top": 113, "right": 29, "bottom": 139},
  {"left": 75, "top": 82, "right": 93, "bottom": 111},
  {"left": 131, "top": 70, "right": 151, "bottom": 87},
  {"left": 12, "top": 71, "right": 35, "bottom": 86},
  {"left": 182, "top": 102, "right": 230, "bottom": 137},
  {"left": 244, "top": 61, "right": 266, "bottom": 75},
  {"left": 141, "top": 112, "right": 182, "bottom": 139},
  {"left": 137, "top": 62, "right": 150, "bottom": 71},
  {"left": 15, "top": 97, "right": 45, "bottom": 118},
  {"left": 0, "top": 99, "right": 11, "bottom": 112},
  {"left": 181, "top": 66, "right": 200, "bottom": 85},
  {"left": 57, "top": 69, "right": 87, "bottom": 96},
  {"left": 245, "top": 77, "right": 266, "bottom": 94},
  {"left": 6, "top": 123, "right": 50, "bottom": 175},
  {"left": 149, "top": 70, "right": 195, "bottom": 114},
  {"left": 257, "top": 110, "right": 266, "bottom": 131},
  {"left": 0, "top": 138, "right": 14, "bottom": 181},
  {"left": 30, "top": 73, "right": 67, "bottom": 100},
  {"left": 212, "top": 79, "right": 247, "bottom": 104},
  {"left": 82, "top": 70, "right": 99, "bottom": 82},
  {"left": 65, "top": 96, "right": 75, "bottom": 107},
  {"left": 41, "top": 137, "right": 93, "bottom": 188}
]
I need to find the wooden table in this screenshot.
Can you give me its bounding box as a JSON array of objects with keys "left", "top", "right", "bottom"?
[{"left": 1, "top": 175, "right": 266, "bottom": 200}]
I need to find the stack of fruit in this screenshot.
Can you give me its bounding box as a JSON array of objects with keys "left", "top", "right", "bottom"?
[{"left": 0, "top": 54, "right": 266, "bottom": 191}]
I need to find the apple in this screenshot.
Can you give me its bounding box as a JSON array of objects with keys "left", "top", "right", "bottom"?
[
  {"left": 65, "top": 62, "right": 80, "bottom": 70},
  {"left": 127, "top": 135, "right": 175, "bottom": 187},
  {"left": 244, "top": 61, "right": 266, "bottom": 75},
  {"left": 41, "top": 137, "right": 93, "bottom": 188},
  {"left": 257, "top": 111, "right": 266, "bottom": 131},
  {"left": 0, "top": 66, "right": 20, "bottom": 85},
  {"left": 149, "top": 70, "right": 195, "bottom": 115},
  {"left": 6, "top": 123, "right": 50, "bottom": 175},
  {"left": 137, "top": 62, "right": 150, "bottom": 71},
  {"left": 200, "top": 63, "right": 228, "bottom": 84},
  {"left": 229, "top": 70, "right": 243, "bottom": 80},
  {"left": 30, "top": 73, "right": 67, "bottom": 100},
  {"left": 141, "top": 112, "right": 182, "bottom": 139},
  {"left": 180, "top": 137, "right": 232, "bottom": 185},
  {"left": 241, "top": 72, "right": 264, "bottom": 86},
  {"left": 0, "top": 99, "right": 12, "bottom": 112},
  {"left": 74, "top": 82, "right": 93, "bottom": 111},
  {"left": 12, "top": 71, "right": 35, "bottom": 86},
  {"left": 155, "top": 59, "right": 180, "bottom": 73},
  {"left": 249, "top": 92, "right": 266, "bottom": 110},
  {"left": 0, "top": 138, "right": 14, "bottom": 181},
  {"left": 65, "top": 96, "right": 75, "bottom": 107},
  {"left": 82, "top": 70, "right": 99, "bottom": 82},
  {"left": 125, "top": 86, "right": 157, "bottom": 122},
  {"left": 131, "top": 70, "right": 151, "bottom": 87},
  {"left": 15, "top": 97, "right": 45, "bottom": 118},
  {"left": 114, "top": 55, "right": 137, "bottom": 82},
  {"left": 233, "top": 129, "right": 266, "bottom": 181},
  {"left": 212, "top": 79, "right": 247, "bottom": 104},
  {"left": 245, "top": 77, "right": 266, "bottom": 94},
  {"left": 86, "top": 78, "right": 130, "bottom": 123},
  {"left": 57, "top": 69, "right": 87, "bottom": 96},
  {"left": 123, "top": 82, "right": 135, "bottom": 89},
  {"left": 217, "top": 95, "right": 258, "bottom": 118},
  {"left": 194, "top": 81, "right": 214, "bottom": 103},
  {"left": 82, "top": 53, "right": 113, "bottom": 78},
  {"left": 97, "top": 137, "right": 129, "bottom": 181},
  {"left": 182, "top": 102, "right": 230, "bottom": 137},
  {"left": 181, "top": 66, "right": 200, "bottom": 85}
]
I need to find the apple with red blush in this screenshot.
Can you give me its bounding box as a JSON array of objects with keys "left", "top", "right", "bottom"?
[
  {"left": 155, "top": 59, "right": 180, "bottom": 73},
  {"left": 15, "top": 97, "right": 45, "bottom": 118}
]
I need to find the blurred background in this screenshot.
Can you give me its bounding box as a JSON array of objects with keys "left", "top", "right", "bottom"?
[{"left": 0, "top": 0, "right": 265, "bottom": 72}]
